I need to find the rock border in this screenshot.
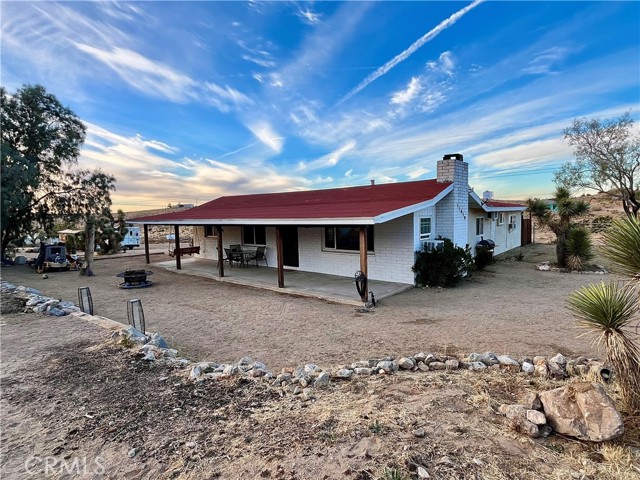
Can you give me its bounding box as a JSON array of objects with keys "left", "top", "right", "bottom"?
[{"left": 535, "top": 261, "right": 608, "bottom": 275}]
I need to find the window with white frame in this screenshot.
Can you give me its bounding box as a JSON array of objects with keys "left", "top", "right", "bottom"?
[
  {"left": 508, "top": 214, "right": 517, "bottom": 231},
  {"left": 204, "top": 225, "right": 216, "bottom": 237},
  {"left": 324, "top": 226, "right": 374, "bottom": 252},
  {"left": 475, "top": 217, "right": 484, "bottom": 236},
  {"left": 419, "top": 217, "right": 432, "bottom": 240},
  {"left": 242, "top": 226, "right": 266, "bottom": 245},
  {"left": 497, "top": 212, "right": 505, "bottom": 225}
]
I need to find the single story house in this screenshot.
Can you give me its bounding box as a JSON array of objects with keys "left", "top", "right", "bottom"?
[{"left": 131, "top": 154, "right": 526, "bottom": 296}]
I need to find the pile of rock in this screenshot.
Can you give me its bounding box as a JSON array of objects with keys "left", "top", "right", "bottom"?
[
  {"left": 499, "top": 383, "right": 624, "bottom": 442},
  {"left": 536, "top": 261, "right": 608, "bottom": 274},
  {"left": 1, "top": 280, "right": 81, "bottom": 316},
  {"left": 462, "top": 352, "right": 607, "bottom": 380}
]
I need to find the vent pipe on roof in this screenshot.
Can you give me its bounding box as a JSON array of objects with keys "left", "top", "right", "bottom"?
[{"left": 370, "top": 179, "right": 375, "bottom": 186}]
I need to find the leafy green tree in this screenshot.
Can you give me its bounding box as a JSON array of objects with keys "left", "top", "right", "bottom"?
[
  {"left": 527, "top": 186, "right": 590, "bottom": 267},
  {"left": 1, "top": 84, "right": 115, "bottom": 260},
  {"left": 557, "top": 112, "right": 640, "bottom": 218},
  {"left": 95, "top": 209, "right": 127, "bottom": 255}
]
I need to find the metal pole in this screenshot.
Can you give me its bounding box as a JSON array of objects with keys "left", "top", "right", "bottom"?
[
  {"left": 143, "top": 224, "right": 150, "bottom": 264},
  {"left": 174, "top": 225, "right": 181, "bottom": 270}
]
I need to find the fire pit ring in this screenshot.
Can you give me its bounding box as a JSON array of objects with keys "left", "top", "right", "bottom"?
[{"left": 116, "top": 269, "right": 153, "bottom": 289}]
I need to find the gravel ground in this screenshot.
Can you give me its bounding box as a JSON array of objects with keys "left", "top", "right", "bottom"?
[{"left": 1, "top": 243, "right": 612, "bottom": 370}]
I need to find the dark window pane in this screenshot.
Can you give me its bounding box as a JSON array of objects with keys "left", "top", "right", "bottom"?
[
  {"left": 367, "top": 225, "right": 374, "bottom": 252},
  {"left": 324, "top": 227, "right": 335, "bottom": 248},
  {"left": 204, "top": 225, "right": 214, "bottom": 237},
  {"left": 242, "top": 225, "right": 254, "bottom": 244},
  {"left": 336, "top": 227, "right": 359, "bottom": 251},
  {"left": 255, "top": 226, "right": 266, "bottom": 245}
]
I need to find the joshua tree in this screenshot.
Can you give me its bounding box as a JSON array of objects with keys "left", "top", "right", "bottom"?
[
  {"left": 568, "top": 216, "right": 640, "bottom": 412},
  {"left": 527, "top": 186, "right": 590, "bottom": 267}
]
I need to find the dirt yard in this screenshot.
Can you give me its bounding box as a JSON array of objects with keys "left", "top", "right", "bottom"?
[
  {"left": 2, "top": 240, "right": 640, "bottom": 479},
  {"left": 1, "top": 244, "right": 616, "bottom": 371},
  {"left": 1, "top": 305, "right": 638, "bottom": 479}
]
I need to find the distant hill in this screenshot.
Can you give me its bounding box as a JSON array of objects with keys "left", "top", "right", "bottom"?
[
  {"left": 124, "top": 205, "right": 194, "bottom": 221},
  {"left": 124, "top": 206, "right": 195, "bottom": 244}
]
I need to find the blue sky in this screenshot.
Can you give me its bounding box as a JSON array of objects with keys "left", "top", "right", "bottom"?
[{"left": 2, "top": 1, "right": 639, "bottom": 210}]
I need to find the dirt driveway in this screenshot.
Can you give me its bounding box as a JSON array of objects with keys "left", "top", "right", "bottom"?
[{"left": 1, "top": 244, "right": 611, "bottom": 370}]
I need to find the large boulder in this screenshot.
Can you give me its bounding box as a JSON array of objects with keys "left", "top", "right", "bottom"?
[{"left": 539, "top": 382, "right": 624, "bottom": 442}]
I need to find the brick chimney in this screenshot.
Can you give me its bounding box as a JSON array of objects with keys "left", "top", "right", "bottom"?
[{"left": 435, "top": 153, "right": 469, "bottom": 248}]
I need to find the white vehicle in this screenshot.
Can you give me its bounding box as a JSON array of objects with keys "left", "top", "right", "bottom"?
[{"left": 121, "top": 226, "right": 141, "bottom": 250}]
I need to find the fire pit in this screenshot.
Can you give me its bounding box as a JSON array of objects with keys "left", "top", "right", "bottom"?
[{"left": 116, "top": 269, "right": 153, "bottom": 289}]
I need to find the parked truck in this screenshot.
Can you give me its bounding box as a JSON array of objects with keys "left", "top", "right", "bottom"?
[{"left": 120, "top": 226, "right": 141, "bottom": 250}]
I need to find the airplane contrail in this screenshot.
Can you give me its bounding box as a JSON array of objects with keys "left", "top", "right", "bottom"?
[{"left": 338, "top": 0, "right": 484, "bottom": 106}]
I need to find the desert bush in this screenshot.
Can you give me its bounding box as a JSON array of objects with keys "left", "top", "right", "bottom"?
[
  {"left": 601, "top": 216, "right": 640, "bottom": 279},
  {"left": 591, "top": 215, "right": 613, "bottom": 233},
  {"left": 413, "top": 238, "right": 474, "bottom": 287},
  {"left": 565, "top": 226, "right": 593, "bottom": 271},
  {"left": 569, "top": 281, "right": 640, "bottom": 412},
  {"left": 474, "top": 246, "right": 493, "bottom": 270}
]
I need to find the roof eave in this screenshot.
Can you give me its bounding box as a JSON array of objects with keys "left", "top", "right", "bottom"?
[{"left": 130, "top": 217, "right": 376, "bottom": 226}]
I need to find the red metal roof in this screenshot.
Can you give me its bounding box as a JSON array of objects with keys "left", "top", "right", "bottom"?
[
  {"left": 130, "top": 179, "right": 452, "bottom": 224},
  {"left": 485, "top": 200, "right": 526, "bottom": 208}
]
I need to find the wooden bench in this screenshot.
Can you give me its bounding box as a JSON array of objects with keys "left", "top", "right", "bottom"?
[{"left": 169, "top": 246, "right": 200, "bottom": 257}]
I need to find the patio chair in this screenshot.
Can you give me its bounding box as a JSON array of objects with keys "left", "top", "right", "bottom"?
[
  {"left": 224, "top": 248, "right": 241, "bottom": 268},
  {"left": 248, "top": 246, "right": 268, "bottom": 268},
  {"left": 230, "top": 244, "right": 241, "bottom": 252}
]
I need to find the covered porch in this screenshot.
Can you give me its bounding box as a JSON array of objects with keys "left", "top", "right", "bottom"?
[{"left": 153, "top": 257, "right": 413, "bottom": 306}]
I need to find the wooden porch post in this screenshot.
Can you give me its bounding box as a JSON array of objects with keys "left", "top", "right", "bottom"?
[
  {"left": 275, "top": 226, "right": 284, "bottom": 288},
  {"left": 216, "top": 226, "right": 224, "bottom": 278},
  {"left": 143, "top": 224, "right": 150, "bottom": 264},
  {"left": 174, "top": 225, "right": 181, "bottom": 270},
  {"left": 359, "top": 226, "right": 369, "bottom": 302}
]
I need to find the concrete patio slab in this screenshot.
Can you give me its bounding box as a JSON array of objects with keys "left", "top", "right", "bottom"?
[{"left": 153, "top": 257, "right": 413, "bottom": 305}]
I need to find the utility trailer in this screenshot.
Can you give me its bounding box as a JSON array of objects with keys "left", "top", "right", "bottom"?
[{"left": 120, "top": 226, "right": 141, "bottom": 250}]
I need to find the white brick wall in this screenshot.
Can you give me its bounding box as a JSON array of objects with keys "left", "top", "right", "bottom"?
[
  {"left": 436, "top": 158, "right": 469, "bottom": 248},
  {"left": 466, "top": 209, "right": 522, "bottom": 255},
  {"left": 297, "top": 216, "right": 415, "bottom": 284},
  {"left": 193, "top": 218, "right": 416, "bottom": 284},
  {"left": 413, "top": 206, "right": 436, "bottom": 252}
]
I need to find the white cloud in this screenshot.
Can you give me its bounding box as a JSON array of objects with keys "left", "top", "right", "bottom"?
[
  {"left": 339, "top": 0, "right": 483, "bottom": 104},
  {"left": 75, "top": 43, "right": 251, "bottom": 111},
  {"left": 76, "top": 43, "right": 195, "bottom": 102},
  {"left": 522, "top": 46, "right": 572, "bottom": 75},
  {"left": 242, "top": 54, "right": 276, "bottom": 68},
  {"left": 297, "top": 8, "right": 322, "bottom": 24},
  {"left": 270, "top": 73, "right": 284, "bottom": 88},
  {"left": 390, "top": 77, "right": 422, "bottom": 105},
  {"left": 297, "top": 140, "right": 357, "bottom": 172},
  {"left": 427, "top": 51, "right": 456, "bottom": 76},
  {"left": 246, "top": 121, "right": 284, "bottom": 153},
  {"left": 81, "top": 122, "right": 304, "bottom": 209},
  {"left": 407, "top": 167, "right": 431, "bottom": 179}
]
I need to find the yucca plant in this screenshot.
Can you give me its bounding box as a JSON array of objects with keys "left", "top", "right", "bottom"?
[
  {"left": 601, "top": 216, "right": 640, "bottom": 280},
  {"left": 569, "top": 281, "right": 640, "bottom": 412},
  {"left": 565, "top": 226, "right": 593, "bottom": 271},
  {"left": 527, "top": 186, "right": 590, "bottom": 267}
]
